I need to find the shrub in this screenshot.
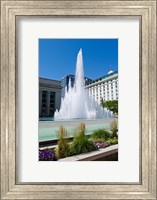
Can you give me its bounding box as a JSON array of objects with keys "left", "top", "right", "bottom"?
[
  {"left": 70, "top": 123, "right": 97, "bottom": 155},
  {"left": 73, "top": 122, "right": 86, "bottom": 138},
  {"left": 92, "top": 129, "right": 110, "bottom": 141},
  {"left": 110, "top": 120, "right": 118, "bottom": 137},
  {"left": 107, "top": 137, "right": 118, "bottom": 145},
  {"left": 55, "top": 126, "right": 70, "bottom": 159},
  {"left": 93, "top": 141, "right": 109, "bottom": 149},
  {"left": 70, "top": 136, "right": 97, "bottom": 155},
  {"left": 39, "top": 149, "right": 57, "bottom": 161}
]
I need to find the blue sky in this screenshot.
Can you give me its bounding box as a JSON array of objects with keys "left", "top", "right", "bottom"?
[{"left": 39, "top": 39, "right": 118, "bottom": 80}]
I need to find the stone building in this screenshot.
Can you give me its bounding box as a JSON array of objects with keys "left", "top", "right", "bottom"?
[{"left": 39, "top": 78, "right": 62, "bottom": 117}]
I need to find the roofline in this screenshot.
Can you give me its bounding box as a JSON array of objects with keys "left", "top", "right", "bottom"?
[
  {"left": 62, "top": 74, "right": 92, "bottom": 80},
  {"left": 93, "top": 70, "right": 118, "bottom": 82},
  {"left": 40, "top": 70, "right": 118, "bottom": 83},
  {"left": 39, "top": 77, "right": 61, "bottom": 82}
]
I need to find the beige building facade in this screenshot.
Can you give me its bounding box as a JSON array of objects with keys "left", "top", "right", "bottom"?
[
  {"left": 85, "top": 71, "right": 118, "bottom": 104},
  {"left": 39, "top": 78, "right": 62, "bottom": 117}
]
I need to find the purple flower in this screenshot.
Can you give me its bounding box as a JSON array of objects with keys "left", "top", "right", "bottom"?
[
  {"left": 92, "top": 141, "right": 109, "bottom": 149},
  {"left": 39, "top": 149, "right": 57, "bottom": 161}
]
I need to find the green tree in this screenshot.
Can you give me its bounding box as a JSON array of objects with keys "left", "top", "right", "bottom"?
[{"left": 101, "top": 100, "right": 118, "bottom": 114}]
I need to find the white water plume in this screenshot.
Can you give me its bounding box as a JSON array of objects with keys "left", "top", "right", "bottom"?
[{"left": 54, "top": 49, "right": 114, "bottom": 120}]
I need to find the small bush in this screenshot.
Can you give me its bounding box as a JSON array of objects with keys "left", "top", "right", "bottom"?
[
  {"left": 92, "top": 129, "right": 110, "bottom": 141},
  {"left": 73, "top": 122, "right": 86, "bottom": 139},
  {"left": 70, "top": 123, "right": 97, "bottom": 155},
  {"left": 39, "top": 149, "right": 57, "bottom": 161},
  {"left": 107, "top": 137, "right": 118, "bottom": 145},
  {"left": 70, "top": 136, "right": 97, "bottom": 155},
  {"left": 55, "top": 126, "right": 70, "bottom": 159},
  {"left": 111, "top": 120, "right": 118, "bottom": 137}
]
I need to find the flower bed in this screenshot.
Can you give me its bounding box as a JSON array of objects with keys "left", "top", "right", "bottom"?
[{"left": 39, "top": 121, "right": 118, "bottom": 161}]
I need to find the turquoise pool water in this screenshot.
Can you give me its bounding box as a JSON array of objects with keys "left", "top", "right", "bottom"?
[
  {"left": 39, "top": 117, "right": 54, "bottom": 121},
  {"left": 39, "top": 118, "right": 115, "bottom": 142}
]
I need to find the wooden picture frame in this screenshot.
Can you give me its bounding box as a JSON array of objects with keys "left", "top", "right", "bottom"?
[{"left": 1, "top": 0, "right": 156, "bottom": 199}]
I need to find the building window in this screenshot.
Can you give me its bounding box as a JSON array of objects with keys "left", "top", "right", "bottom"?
[{"left": 50, "top": 92, "right": 55, "bottom": 102}]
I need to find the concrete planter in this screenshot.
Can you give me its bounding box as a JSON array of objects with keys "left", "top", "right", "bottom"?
[{"left": 58, "top": 144, "right": 118, "bottom": 161}]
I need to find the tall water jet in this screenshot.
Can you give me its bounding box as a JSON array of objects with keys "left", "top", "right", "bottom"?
[{"left": 54, "top": 49, "right": 114, "bottom": 120}]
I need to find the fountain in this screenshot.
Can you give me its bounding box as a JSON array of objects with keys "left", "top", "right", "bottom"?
[{"left": 54, "top": 49, "right": 114, "bottom": 120}]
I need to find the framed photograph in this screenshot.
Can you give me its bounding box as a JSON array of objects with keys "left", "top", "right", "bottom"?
[
  {"left": 1, "top": 0, "right": 156, "bottom": 199},
  {"left": 39, "top": 38, "right": 118, "bottom": 162}
]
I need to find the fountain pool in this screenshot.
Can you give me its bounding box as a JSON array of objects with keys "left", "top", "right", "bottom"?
[
  {"left": 39, "top": 118, "right": 115, "bottom": 142},
  {"left": 39, "top": 49, "right": 117, "bottom": 142}
]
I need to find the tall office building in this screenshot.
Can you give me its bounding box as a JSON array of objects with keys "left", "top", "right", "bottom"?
[
  {"left": 39, "top": 78, "right": 62, "bottom": 117},
  {"left": 61, "top": 74, "right": 92, "bottom": 98},
  {"left": 85, "top": 71, "right": 118, "bottom": 104}
]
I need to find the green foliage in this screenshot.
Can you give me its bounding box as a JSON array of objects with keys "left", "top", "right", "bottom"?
[
  {"left": 73, "top": 122, "right": 86, "bottom": 139},
  {"left": 55, "top": 122, "right": 118, "bottom": 160},
  {"left": 101, "top": 100, "right": 118, "bottom": 114},
  {"left": 55, "top": 126, "right": 70, "bottom": 159},
  {"left": 90, "top": 138, "right": 106, "bottom": 143},
  {"left": 69, "top": 123, "right": 97, "bottom": 155},
  {"left": 107, "top": 137, "right": 118, "bottom": 145},
  {"left": 110, "top": 119, "right": 118, "bottom": 137},
  {"left": 69, "top": 135, "right": 97, "bottom": 155},
  {"left": 92, "top": 129, "right": 110, "bottom": 141}
]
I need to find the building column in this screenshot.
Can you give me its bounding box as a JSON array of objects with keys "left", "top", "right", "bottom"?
[
  {"left": 98, "top": 85, "right": 100, "bottom": 104},
  {"left": 109, "top": 82, "right": 111, "bottom": 100},
  {"left": 95, "top": 86, "right": 97, "bottom": 101},
  {"left": 101, "top": 84, "right": 103, "bottom": 100},
  {"left": 46, "top": 91, "right": 50, "bottom": 116},
  {"left": 113, "top": 80, "right": 116, "bottom": 100},
  {"left": 105, "top": 83, "right": 107, "bottom": 101},
  {"left": 39, "top": 90, "right": 42, "bottom": 116}
]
